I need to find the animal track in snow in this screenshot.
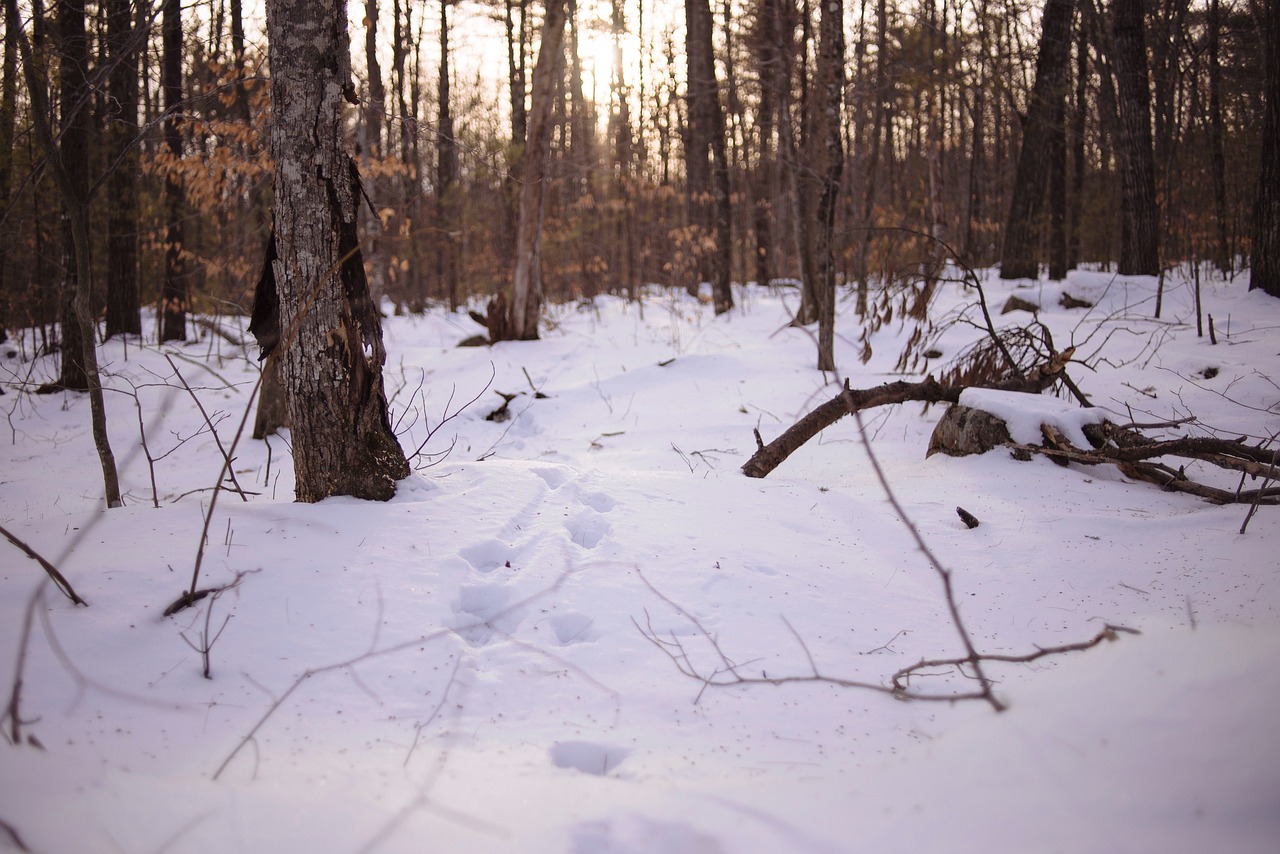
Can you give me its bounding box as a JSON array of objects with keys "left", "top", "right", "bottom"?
[
  {"left": 549, "top": 612, "right": 598, "bottom": 645},
  {"left": 565, "top": 510, "right": 611, "bottom": 549},
  {"left": 550, "top": 740, "right": 630, "bottom": 775},
  {"left": 458, "top": 539, "right": 515, "bottom": 573},
  {"left": 451, "top": 584, "right": 518, "bottom": 646}
]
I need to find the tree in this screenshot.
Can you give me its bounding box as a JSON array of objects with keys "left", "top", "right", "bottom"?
[
  {"left": 104, "top": 0, "right": 141, "bottom": 338},
  {"left": 0, "top": 0, "right": 16, "bottom": 344},
  {"left": 260, "top": 0, "right": 409, "bottom": 501},
  {"left": 684, "top": 0, "right": 733, "bottom": 313},
  {"left": 8, "top": 0, "right": 121, "bottom": 506},
  {"left": 1111, "top": 0, "right": 1159, "bottom": 276},
  {"left": 509, "top": 0, "right": 567, "bottom": 340},
  {"left": 159, "top": 0, "right": 187, "bottom": 342},
  {"left": 1252, "top": 0, "right": 1280, "bottom": 296},
  {"left": 437, "top": 0, "right": 460, "bottom": 310},
  {"left": 796, "top": 0, "right": 844, "bottom": 371},
  {"left": 999, "top": 0, "right": 1074, "bottom": 280}
]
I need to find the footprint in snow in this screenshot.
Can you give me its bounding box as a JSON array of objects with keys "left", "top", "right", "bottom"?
[{"left": 550, "top": 740, "right": 630, "bottom": 775}]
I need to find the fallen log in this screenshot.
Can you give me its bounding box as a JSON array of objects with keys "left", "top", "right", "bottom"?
[{"left": 742, "top": 349, "right": 1074, "bottom": 478}]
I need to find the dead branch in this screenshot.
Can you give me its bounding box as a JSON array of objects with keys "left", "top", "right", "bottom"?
[
  {"left": 634, "top": 570, "right": 1139, "bottom": 708},
  {"left": 1009, "top": 422, "right": 1280, "bottom": 505},
  {"left": 0, "top": 524, "right": 87, "bottom": 606},
  {"left": 742, "top": 349, "right": 1074, "bottom": 478}
]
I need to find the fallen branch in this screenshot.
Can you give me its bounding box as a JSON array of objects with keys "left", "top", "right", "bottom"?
[{"left": 742, "top": 348, "right": 1074, "bottom": 478}]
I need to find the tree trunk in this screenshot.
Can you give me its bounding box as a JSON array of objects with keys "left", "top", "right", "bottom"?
[
  {"left": 54, "top": 0, "right": 90, "bottom": 389},
  {"left": 510, "top": 0, "right": 567, "bottom": 340},
  {"left": 684, "top": 0, "right": 733, "bottom": 313},
  {"left": 263, "top": 0, "right": 410, "bottom": 502},
  {"left": 1111, "top": 0, "right": 1159, "bottom": 276},
  {"left": 10, "top": 0, "right": 121, "bottom": 506},
  {"left": 1252, "top": 0, "right": 1280, "bottom": 296},
  {"left": 437, "top": 0, "right": 460, "bottom": 310},
  {"left": 104, "top": 0, "right": 140, "bottom": 338},
  {"left": 797, "top": 0, "right": 843, "bottom": 371},
  {"left": 0, "top": 0, "right": 16, "bottom": 343},
  {"left": 1207, "top": 0, "right": 1229, "bottom": 273},
  {"left": 999, "top": 0, "right": 1074, "bottom": 280},
  {"left": 159, "top": 0, "right": 187, "bottom": 342}
]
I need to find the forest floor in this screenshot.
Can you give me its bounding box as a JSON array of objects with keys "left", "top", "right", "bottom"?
[{"left": 1, "top": 267, "right": 1278, "bottom": 853}]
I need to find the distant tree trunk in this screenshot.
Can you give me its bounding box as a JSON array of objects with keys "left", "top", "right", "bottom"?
[
  {"left": 1251, "top": 0, "right": 1280, "bottom": 296},
  {"left": 54, "top": 0, "right": 91, "bottom": 388},
  {"left": 1068, "top": 19, "right": 1087, "bottom": 269},
  {"left": 510, "top": 0, "right": 567, "bottom": 340},
  {"left": 857, "top": 0, "right": 890, "bottom": 309},
  {"left": 797, "top": 0, "right": 843, "bottom": 371},
  {"left": 10, "top": 0, "right": 122, "bottom": 506},
  {"left": 262, "top": 0, "right": 409, "bottom": 501},
  {"left": 504, "top": 0, "right": 529, "bottom": 256},
  {"left": 104, "top": 0, "right": 140, "bottom": 338},
  {"left": 1207, "top": 0, "right": 1230, "bottom": 273},
  {"left": 437, "top": 0, "right": 460, "bottom": 310},
  {"left": 1111, "top": 0, "right": 1159, "bottom": 276},
  {"left": 684, "top": 0, "right": 733, "bottom": 312},
  {"left": 159, "top": 0, "right": 187, "bottom": 342},
  {"left": 1047, "top": 87, "right": 1068, "bottom": 281},
  {"left": 999, "top": 0, "right": 1074, "bottom": 280},
  {"left": 0, "top": 0, "right": 16, "bottom": 343}
]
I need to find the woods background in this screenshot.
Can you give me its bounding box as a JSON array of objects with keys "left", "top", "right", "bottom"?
[{"left": 0, "top": 0, "right": 1270, "bottom": 351}]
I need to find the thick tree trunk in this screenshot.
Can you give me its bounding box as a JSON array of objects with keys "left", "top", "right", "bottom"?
[
  {"left": 264, "top": 0, "right": 409, "bottom": 501},
  {"left": 510, "top": 0, "right": 567, "bottom": 340},
  {"left": 999, "top": 0, "right": 1074, "bottom": 280},
  {"left": 159, "top": 0, "right": 187, "bottom": 342},
  {"left": 1252, "top": 0, "right": 1280, "bottom": 296},
  {"left": 1111, "top": 0, "right": 1160, "bottom": 276},
  {"left": 104, "top": 0, "right": 140, "bottom": 338}
]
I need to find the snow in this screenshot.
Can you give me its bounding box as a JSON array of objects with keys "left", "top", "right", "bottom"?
[
  {"left": 1, "top": 268, "right": 1278, "bottom": 853},
  {"left": 958, "top": 386, "right": 1107, "bottom": 447}
]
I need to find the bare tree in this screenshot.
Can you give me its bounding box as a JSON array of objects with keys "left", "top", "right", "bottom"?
[{"left": 260, "top": 0, "right": 410, "bottom": 501}]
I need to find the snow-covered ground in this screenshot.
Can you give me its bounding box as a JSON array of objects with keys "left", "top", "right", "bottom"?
[{"left": 1, "top": 268, "right": 1277, "bottom": 853}]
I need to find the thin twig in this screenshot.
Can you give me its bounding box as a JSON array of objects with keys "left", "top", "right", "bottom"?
[{"left": 0, "top": 524, "right": 87, "bottom": 606}]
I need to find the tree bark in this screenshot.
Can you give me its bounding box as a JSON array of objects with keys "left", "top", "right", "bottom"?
[
  {"left": 999, "top": 0, "right": 1074, "bottom": 280},
  {"left": 1111, "top": 0, "right": 1159, "bottom": 276},
  {"left": 263, "top": 0, "right": 409, "bottom": 501},
  {"left": 1251, "top": 0, "right": 1280, "bottom": 296},
  {"left": 104, "top": 0, "right": 141, "bottom": 338},
  {"left": 510, "top": 0, "right": 567, "bottom": 340}
]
